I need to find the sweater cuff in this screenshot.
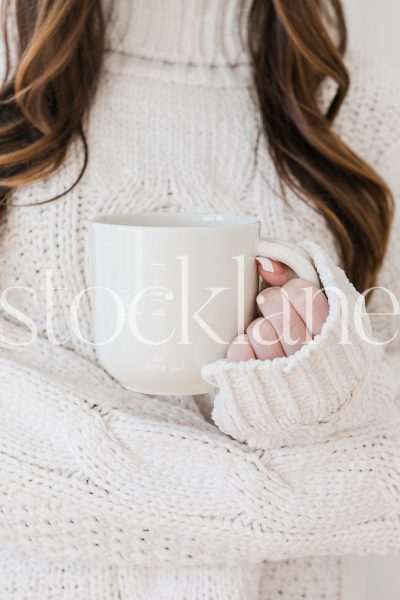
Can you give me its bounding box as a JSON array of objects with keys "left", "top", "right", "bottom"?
[{"left": 202, "top": 241, "right": 396, "bottom": 449}]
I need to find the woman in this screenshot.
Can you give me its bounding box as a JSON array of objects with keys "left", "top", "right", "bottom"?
[{"left": 0, "top": 0, "right": 399, "bottom": 598}]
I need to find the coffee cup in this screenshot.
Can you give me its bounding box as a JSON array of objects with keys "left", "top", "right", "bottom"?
[{"left": 89, "top": 213, "right": 319, "bottom": 395}]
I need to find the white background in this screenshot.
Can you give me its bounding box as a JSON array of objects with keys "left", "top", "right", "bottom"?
[
  {"left": 345, "top": 0, "right": 400, "bottom": 72},
  {"left": 343, "top": 1, "right": 400, "bottom": 599}
]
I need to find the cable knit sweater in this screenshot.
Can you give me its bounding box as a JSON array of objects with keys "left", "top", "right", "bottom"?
[{"left": 1, "top": 1, "right": 400, "bottom": 599}]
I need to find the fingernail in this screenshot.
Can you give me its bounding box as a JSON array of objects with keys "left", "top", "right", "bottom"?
[
  {"left": 256, "top": 293, "right": 265, "bottom": 305},
  {"left": 256, "top": 257, "right": 274, "bottom": 272},
  {"left": 271, "top": 259, "right": 285, "bottom": 273}
]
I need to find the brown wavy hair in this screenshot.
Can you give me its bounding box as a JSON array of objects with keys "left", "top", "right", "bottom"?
[{"left": 0, "top": 0, "right": 394, "bottom": 291}]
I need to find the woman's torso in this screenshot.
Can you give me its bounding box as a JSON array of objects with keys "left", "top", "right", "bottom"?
[{"left": 0, "top": 1, "right": 394, "bottom": 597}]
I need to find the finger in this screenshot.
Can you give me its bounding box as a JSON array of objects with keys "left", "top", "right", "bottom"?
[
  {"left": 282, "top": 278, "right": 329, "bottom": 336},
  {"left": 246, "top": 317, "right": 285, "bottom": 360},
  {"left": 257, "top": 258, "right": 296, "bottom": 288},
  {"left": 256, "top": 287, "right": 312, "bottom": 356},
  {"left": 227, "top": 334, "right": 256, "bottom": 362}
]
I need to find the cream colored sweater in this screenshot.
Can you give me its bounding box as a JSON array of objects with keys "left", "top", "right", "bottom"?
[{"left": 0, "top": 0, "right": 400, "bottom": 598}]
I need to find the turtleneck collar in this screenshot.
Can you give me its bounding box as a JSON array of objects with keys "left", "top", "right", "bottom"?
[{"left": 104, "top": 0, "right": 252, "bottom": 67}]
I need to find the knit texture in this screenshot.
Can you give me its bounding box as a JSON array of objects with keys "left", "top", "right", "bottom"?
[
  {"left": 1, "top": 0, "right": 400, "bottom": 598},
  {"left": 203, "top": 242, "right": 397, "bottom": 449}
]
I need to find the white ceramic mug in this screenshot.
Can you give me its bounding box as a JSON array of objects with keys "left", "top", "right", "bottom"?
[{"left": 89, "top": 213, "right": 319, "bottom": 395}]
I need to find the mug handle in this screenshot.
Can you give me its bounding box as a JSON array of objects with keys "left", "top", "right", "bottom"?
[{"left": 256, "top": 237, "right": 321, "bottom": 288}]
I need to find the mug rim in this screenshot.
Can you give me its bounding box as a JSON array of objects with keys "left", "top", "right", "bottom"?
[{"left": 92, "top": 212, "right": 260, "bottom": 230}]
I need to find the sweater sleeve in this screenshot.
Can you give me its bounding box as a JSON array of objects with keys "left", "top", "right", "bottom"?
[
  {"left": 202, "top": 240, "right": 398, "bottom": 449},
  {"left": 1, "top": 261, "right": 400, "bottom": 569}
]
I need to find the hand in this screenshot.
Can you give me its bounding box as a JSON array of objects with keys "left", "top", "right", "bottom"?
[{"left": 227, "top": 259, "right": 329, "bottom": 362}]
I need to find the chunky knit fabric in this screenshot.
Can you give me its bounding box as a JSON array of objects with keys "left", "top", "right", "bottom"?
[{"left": 1, "top": 0, "right": 400, "bottom": 598}]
